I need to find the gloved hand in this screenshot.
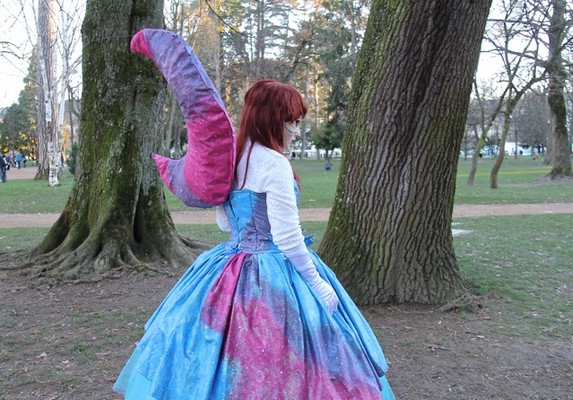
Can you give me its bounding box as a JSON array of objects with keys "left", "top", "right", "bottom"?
[
  {"left": 284, "top": 242, "right": 339, "bottom": 314},
  {"left": 307, "top": 277, "right": 339, "bottom": 314}
]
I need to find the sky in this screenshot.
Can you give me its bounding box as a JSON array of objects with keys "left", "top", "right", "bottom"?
[
  {"left": 0, "top": 1, "right": 507, "bottom": 109},
  {"left": 0, "top": 0, "right": 84, "bottom": 109},
  {"left": 0, "top": 55, "right": 31, "bottom": 107},
  {"left": 0, "top": 0, "right": 35, "bottom": 108}
]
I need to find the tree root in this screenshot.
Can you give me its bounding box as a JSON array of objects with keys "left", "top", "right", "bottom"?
[
  {"left": 0, "top": 250, "right": 30, "bottom": 270},
  {"left": 11, "top": 228, "right": 206, "bottom": 286},
  {"left": 3, "top": 213, "right": 212, "bottom": 285},
  {"left": 535, "top": 174, "right": 573, "bottom": 183},
  {"left": 439, "top": 292, "right": 483, "bottom": 313}
]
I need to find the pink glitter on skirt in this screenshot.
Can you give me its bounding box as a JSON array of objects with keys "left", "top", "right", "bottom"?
[{"left": 114, "top": 190, "right": 396, "bottom": 399}]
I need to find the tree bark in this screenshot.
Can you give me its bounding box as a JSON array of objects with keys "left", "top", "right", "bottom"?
[
  {"left": 467, "top": 133, "right": 487, "bottom": 187},
  {"left": 546, "top": 0, "right": 572, "bottom": 178},
  {"left": 319, "top": 0, "right": 492, "bottom": 305},
  {"left": 28, "top": 0, "right": 206, "bottom": 282},
  {"left": 36, "top": 0, "right": 60, "bottom": 183},
  {"left": 490, "top": 99, "right": 513, "bottom": 189}
]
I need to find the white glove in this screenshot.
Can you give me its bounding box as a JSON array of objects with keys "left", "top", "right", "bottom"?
[
  {"left": 307, "top": 277, "right": 339, "bottom": 314},
  {"left": 284, "top": 242, "right": 339, "bottom": 314}
]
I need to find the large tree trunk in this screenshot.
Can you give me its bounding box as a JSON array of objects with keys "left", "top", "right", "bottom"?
[
  {"left": 546, "top": 0, "right": 572, "bottom": 178},
  {"left": 27, "top": 0, "right": 206, "bottom": 282},
  {"left": 319, "top": 0, "right": 492, "bottom": 305}
]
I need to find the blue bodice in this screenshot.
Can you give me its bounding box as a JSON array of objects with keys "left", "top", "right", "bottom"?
[{"left": 224, "top": 190, "right": 278, "bottom": 253}]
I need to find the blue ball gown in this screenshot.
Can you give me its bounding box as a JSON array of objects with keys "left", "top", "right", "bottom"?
[{"left": 113, "top": 189, "right": 396, "bottom": 399}]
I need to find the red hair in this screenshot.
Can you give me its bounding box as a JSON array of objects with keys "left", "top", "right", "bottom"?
[{"left": 236, "top": 80, "right": 307, "bottom": 188}]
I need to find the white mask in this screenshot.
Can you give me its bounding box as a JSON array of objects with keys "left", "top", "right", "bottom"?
[{"left": 284, "top": 120, "right": 301, "bottom": 137}]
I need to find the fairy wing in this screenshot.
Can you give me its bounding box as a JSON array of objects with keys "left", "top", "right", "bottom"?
[{"left": 130, "top": 29, "right": 235, "bottom": 208}]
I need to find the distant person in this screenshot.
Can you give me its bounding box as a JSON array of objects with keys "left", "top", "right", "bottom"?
[
  {"left": 324, "top": 159, "right": 333, "bottom": 171},
  {"left": 15, "top": 152, "right": 23, "bottom": 169},
  {"left": 0, "top": 154, "right": 8, "bottom": 182}
]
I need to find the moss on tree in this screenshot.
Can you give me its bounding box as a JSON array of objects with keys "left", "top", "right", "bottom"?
[
  {"left": 319, "top": 0, "right": 492, "bottom": 305},
  {"left": 22, "top": 0, "right": 207, "bottom": 284}
]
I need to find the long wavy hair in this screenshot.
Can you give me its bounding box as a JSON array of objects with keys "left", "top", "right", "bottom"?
[{"left": 236, "top": 80, "right": 307, "bottom": 188}]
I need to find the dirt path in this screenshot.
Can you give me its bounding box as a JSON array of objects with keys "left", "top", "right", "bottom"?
[{"left": 2, "top": 203, "right": 573, "bottom": 228}]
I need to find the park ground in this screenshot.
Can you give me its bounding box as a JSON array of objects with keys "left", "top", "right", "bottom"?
[
  {"left": 1, "top": 268, "right": 572, "bottom": 400},
  {"left": 1, "top": 167, "right": 572, "bottom": 399}
]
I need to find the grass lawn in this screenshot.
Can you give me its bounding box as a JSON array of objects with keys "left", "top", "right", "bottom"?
[{"left": 0, "top": 157, "right": 571, "bottom": 214}]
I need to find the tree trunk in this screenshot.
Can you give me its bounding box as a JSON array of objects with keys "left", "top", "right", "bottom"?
[
  {"left": 546, "top": 0, "right": 572, "bottom": 178},
  {"left": 467, "top": 81, "right": 497, "bottom": 188},
  {"left": 36, "top": 0, "right": 60, "bottom": 183},
  {"left": 67, "top": 84, "right": 77, "bottom": 145},
  {"left": 319, "top": 0, "right": 492, "bottom": 305},
  {"left": 466, "top": 134, "right": 486, "bottom": 187},
  {"left": 490, "top": 104, "right": 513, "bottom": 189},
  {"left": 28, "top": 0, "right": 206, "bottom": 282},
  {"left": 164, "top": 92, "right": 177, "bottom": 155}
]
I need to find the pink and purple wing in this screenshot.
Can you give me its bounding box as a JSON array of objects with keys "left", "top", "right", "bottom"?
[{"left": 130, "top": 29, "right": 235, "bottom": 208}]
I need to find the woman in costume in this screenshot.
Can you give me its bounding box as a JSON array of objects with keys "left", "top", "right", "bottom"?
[{"left": 114, "top": 29, "right": 395, "bottom": 400}]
